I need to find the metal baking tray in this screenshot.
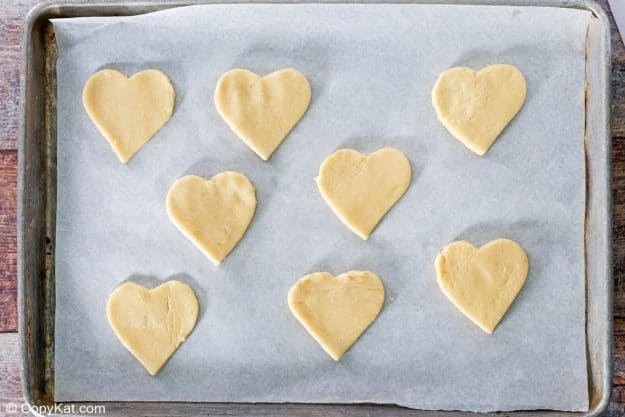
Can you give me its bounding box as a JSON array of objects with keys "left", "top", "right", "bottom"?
[{"left": 17, "top": 0, "right": 612, "bottom": 415}]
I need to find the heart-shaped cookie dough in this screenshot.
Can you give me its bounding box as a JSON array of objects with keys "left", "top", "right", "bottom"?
[
  {"left": 214, "top": 68, "right": 311, "bottom": 160},
  {"left": 83, "top": 69, "right": 175, "bottom": 163},
  {"left": 107, "top": 280, "right": 198, "bottom": 375},
  {"left": 288, "top": 271, "right": 385, "bottom": 360},
  {"left": 432, "top": 64, "right": 526, "bottom": 156},
  {"left": 317, "top": 148, "right": 411, "bottom": 239},
  {"left": 166, "top": 172, "right": 256, "bottom": 266},
  {"left": 435, "top": 239, "right": 529, "bottom": 334}
]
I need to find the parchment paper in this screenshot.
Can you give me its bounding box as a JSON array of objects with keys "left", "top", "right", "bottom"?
[{"left": 52, "top": 4, "right": 591, "bottom": 411}]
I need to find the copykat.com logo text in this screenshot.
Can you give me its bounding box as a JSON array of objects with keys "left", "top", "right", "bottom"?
[{"left": 5, "top": 402, "right": 106, "bottom": 415}]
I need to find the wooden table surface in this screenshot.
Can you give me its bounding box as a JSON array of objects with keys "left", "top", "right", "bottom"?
[{"left": 1, "top": 0, "right": 625, "bottom": 415}]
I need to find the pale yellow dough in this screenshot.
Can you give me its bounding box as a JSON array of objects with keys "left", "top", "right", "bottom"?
[
  {"left": 214, "top": 68, "right": 311, "bottom": 160},
  {"left": 106, "top": 280, "right": 198, "bottom": 375},
  {"left": 288, "top": 271, "right": 385, "bottom": 360},
  {"left": 432, "top": 64, "right": 526, "bottom": 156},
  {"left": 166, "top": 172, "right": 256, "bottom": 266},
  {"left": 317, "top": 148, "right": 411, "bottom": 239},
  {"left": 435, "top": 239, "right": 529, "bottom": 334},
  {"left": 82, "top": 69, "right": 175, "bottom": 163}
]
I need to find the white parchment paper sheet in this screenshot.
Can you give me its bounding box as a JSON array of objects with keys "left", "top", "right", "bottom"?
[{"left": 53, "top": 4, "right": 590, "bottom": 411}]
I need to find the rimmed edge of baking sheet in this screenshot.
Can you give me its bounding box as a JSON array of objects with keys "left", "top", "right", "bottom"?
[{"left": 17, "top": 1, "right": 612, "bottom": 415}]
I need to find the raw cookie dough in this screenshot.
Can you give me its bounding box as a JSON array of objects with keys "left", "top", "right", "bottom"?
[
  {"left": 317, "top": 148, "right": 411, "bottom": 239},
  {"left": 106, "top": 280, "right": 199, "bottom": 375},
  {"left": 166, "top": 172, "right": 256, "bottom": 266},
  {"left": 83, "top": 69, "right": 175, "bottom": 163},
  {"left": 214, "top": 68, "right": 311, "bottom": 160},
  {"left": 432, "top": 64, "right": 526, "bottom": 156},
  {"left": 288, "top": 271, "right": 385, "bottom": 360},
  {"left": 435, "top": 239, "right": 529, "bottom": 334}
]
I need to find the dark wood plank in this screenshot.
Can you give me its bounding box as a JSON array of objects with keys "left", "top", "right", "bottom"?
[
  {"left": 613, "top": 318, "right": 625, "bottom": 386},
  {"left": 613, "top": 132, "right": 625, "bottom": 316},
  {"left": 0, "top": 150, "right": 17, "bottom": 333},
  {"left": 608, "top": 385, "right": 625, "bottom": 416},
  {"left": 0, "top": 0, "right": 40, "bottom": 150},
  {"left": 595, "top": 0, "right": 625, "bottom": 137}
]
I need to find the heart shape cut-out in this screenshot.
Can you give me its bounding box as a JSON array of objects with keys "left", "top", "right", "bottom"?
[
  {"left": 166, "top": 172, "right": 256, "bottom": 266},
  {"left": 214, "top": 68, "right": 311, "bottom": 160},
  {"left": 106, "top": 280, "right": 198, "bottom": 375},
  {"left": 432, "top": 64, "right": 526, "bottom": 156},
  {"left": 435, "top": 239, "right": 529, "bottom": 334},
  {"left": 288, "top": 271, "right": 385, "bottom": 360},
  {"left": 83, "top": 69, "right": 175, "bottom": 163},
  {"left": 317, "top": 148, "right": 411, "bottom": 239}
]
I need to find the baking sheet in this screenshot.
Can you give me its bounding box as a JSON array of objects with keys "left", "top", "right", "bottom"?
[{"left": 52, "top": 4, "right": 591, "bottom": 412}]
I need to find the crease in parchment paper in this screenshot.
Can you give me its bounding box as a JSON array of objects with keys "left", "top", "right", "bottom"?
[{"left": 52, "top": 4, "right": 591, "bottom": 412}]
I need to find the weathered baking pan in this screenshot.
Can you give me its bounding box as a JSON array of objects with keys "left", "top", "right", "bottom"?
[{"left": 18, "top": 0, "right": 612, "bottom": 415}]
